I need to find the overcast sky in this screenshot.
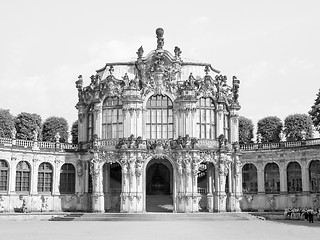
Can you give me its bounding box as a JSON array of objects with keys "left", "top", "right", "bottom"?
[{"left": 0, "top": 0, "right": 319, "bottom": 135}]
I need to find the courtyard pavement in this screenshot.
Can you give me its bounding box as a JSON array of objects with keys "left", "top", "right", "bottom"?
[{"left": 0, "top": 218, "right": 319, "bottom": 240}]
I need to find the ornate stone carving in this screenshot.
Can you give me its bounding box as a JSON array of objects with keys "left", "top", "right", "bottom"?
[
  {"left": 76, "top": 160, "right": 83, "bottom": 177},
  {"left": 156, "top": 28, "right": 164, "bottom": 50},
  {"left": 136, "top": 46, "right": 144, "bottom": 59}
]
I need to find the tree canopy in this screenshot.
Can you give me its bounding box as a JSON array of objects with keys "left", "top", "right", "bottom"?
[
  {"left": 15, "top": 112, "right": 42, "bottom": 140},
  {"left": 309, "top": 88, "right": 320, "bottom": 133},
  {"left": 257, "top": 116, "right": 283, "bottom": 143},
  {"left": 0, "top": 109, "right": 15, "bottom": 138},
  {"left": 238, "top": 116, "right": 254, "bottom": 144},
  {"left": 71, "top": 120, "right": 78, "bottom": 144},
  {"left": 42, "top": 117, "right": 69, "bottom": 143},
  {"left": 284, "top": 114, "right": 313, "bottom": 141}
]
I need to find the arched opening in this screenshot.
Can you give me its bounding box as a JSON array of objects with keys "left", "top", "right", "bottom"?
[
  {"left": 287, "top": 162, "right": 302, "bottom": 193},
  {"left": 197, "top": 162, "right": 215, "bottom": 212},
  {"left": 309, "top": 160, "right": 320, "bottom": 192},
  {"left": 146, "top": 157, "right": 173, "bottom": 212},
  {"left": 242, "top": 163, "right": 258, "bottom": 193},
  {"left": 103, "top": 162, "right": 122, "bottom": 212},
  {"left": 264, "top": 163, "right": 280, "bottom": 193}
]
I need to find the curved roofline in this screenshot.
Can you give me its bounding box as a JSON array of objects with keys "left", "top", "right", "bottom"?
[{"left": 96, "top": 60, "right": 220, "bottom": 74}]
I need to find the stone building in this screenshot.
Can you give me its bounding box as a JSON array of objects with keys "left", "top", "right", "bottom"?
[
  {"left": 240, "top": 140, "right": 320, "bottom": 211},
  {"left": 0, "top": 28, "right": 242, "bottom": 213},
  {"left": 0, "top": 28, "right": 319, "bottom": 214}
]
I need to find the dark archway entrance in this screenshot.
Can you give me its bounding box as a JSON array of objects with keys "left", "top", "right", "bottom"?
[{"left": 146, "top": 158, "right": 173, "bottom": 212}]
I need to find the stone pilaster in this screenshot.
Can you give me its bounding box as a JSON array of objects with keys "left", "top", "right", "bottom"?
[
  {"left": 90, "top": 155, "right": 104, "bottom": 213},
  {"left": 216, "top": 104, "right": 224, "bottom": 137}
]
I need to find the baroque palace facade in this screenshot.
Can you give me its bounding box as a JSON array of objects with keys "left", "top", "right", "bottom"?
[{"left": 0, "top": 28, "right": 319, "bottom": 213}]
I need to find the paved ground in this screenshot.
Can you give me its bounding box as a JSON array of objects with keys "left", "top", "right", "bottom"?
[{"left": 0, "top": 219, "right": 319, "bottom": 240}]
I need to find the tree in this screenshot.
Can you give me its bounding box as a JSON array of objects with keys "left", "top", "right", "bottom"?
[
  {"left": 238, "top": 116, "right": 254, "bottom": 144},
  {"left": 42, "top": 117, "right": 69, "bottom": 143},
  {"left": 257, "top": 116, "right": 283, "bottom": 143},
  {"left": 71, "top": 120, "right": 78, "bottom": 144},
  {"left": 284, "top": 114, "right": 313, "bottom": 141},
  {"left": 309, "top": 88, "right": 320, "bottom": 133},
  {"left": 0, "top": 109, "right": 15, "bottom": 138},
  {"left": 15, "top": 112, "right": 42, "bottom": 140}
]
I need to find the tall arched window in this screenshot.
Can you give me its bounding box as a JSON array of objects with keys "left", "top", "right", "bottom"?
[
  {"left": 16, "top": 161, "right": 31, "bottom": 192},
  {"left": 59, "top": 163, "right": 75, "bottom": 194},
  {"left": 0, "top": 160, "right": 9, "bottom": 191},
  {"left": 287, "top": 162, "right": 302, "bottom": 193},
  {"left": 196, "top": 97, "right": 216, "bottom": 139},
  {"left": 309, "top": 160, "right": 320, "bottom": 192},
  {"left": 38, "top": 163, "right": 53, "bottom": 193},
  {"left": 87, "top": 104, "right": 94, "bottom": 141},
  {"left": 264, "top": 163, "right": 280, "bottom": 193},
  {"left": 146, "top": 95, "right": 173, "bottom": 139},
  {"left": 102, "top": 97, "right": 123, "bottom": 139},
  {"left": 242, "top": 163, "right": 258, "bottom": 193}
]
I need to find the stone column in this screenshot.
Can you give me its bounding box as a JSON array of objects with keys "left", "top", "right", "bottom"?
[
  {"left": 229, "top": 111, "right": 239, "bottom": 143},
  {"left": 206, "top": 163, "right": 214, "bottom": 212},
  {"left": 120, "top": 158, "right": 129, "bottom": 212},
  {"left": 76, "top": 104, "right": 86, "bottom": 143},
  {"left": 184, "top": 156, "right": 193, "bottom": 212},
  {"left": 90, "top": 159, "right": 104, "bottom": 213},
  {"left": 279, "top": 162, "right": 287, "bottom": 193},
  {"left": 216, "top": 104, "right": 224, "bottom": 137},
  {"left": 9, "top": 158, "right": 17, "bottom": 195},
  {"left": 122, "top": 109, "right": 131, "bottom": 138},
  {"left": 93, "top": 103, "right": 102, "bottom": 139},
  {"left": 103, "top": 164, "right": 111, "bottom": 211},
  {"left": 301, "top": 162, "right": 309, "bottom": 193},
  {"left": 257, "top": 166, "right": 265, "bottom": 193},
  {"left": 215, "top": 153, "right": 228, "bottom": 212},
  {"left": 30, "top": 161, "right": 38, "bottom": 196}
]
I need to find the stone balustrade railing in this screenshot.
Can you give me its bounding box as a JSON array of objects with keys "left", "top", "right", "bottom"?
[
  {"left": 0, "top": 137, "right": 77, "bottom": 150},
  {"left": 240, "top": 138, "right": 320, "bottom": 151}
]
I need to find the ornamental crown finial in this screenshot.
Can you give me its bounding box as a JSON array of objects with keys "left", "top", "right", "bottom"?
[{"left": 156, "top": 28, "right": 164, "bottom": 50}]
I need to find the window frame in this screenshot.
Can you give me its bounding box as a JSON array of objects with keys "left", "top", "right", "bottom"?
[
  {"left": 146, "top": 94, "right": 173, "bottom": 140},
  {"left": 37, "top": 162, "right": 53, "bottom": 193},
  {"left": 102, "top": 97, "right": 123, "bottom": 140},
  {"left": 15, "top": 161, "right": 31, "bottom": 193},
  {"left": 264, "top": 163, "right": 280, "bottom": 194},
  {"left": 0, "top": 160, "right": 9, "bottom": 192},
  {"left": 59, "top": 163, "right": 76, "bottom": 194},
  {"left": 196, "top": 97, "right": 216, "bottom": 140},
  {"left": 242, "top": 163, "right": 258, "bottom": 194},
  {"left": 287, "top": 161, "right": 302, "bottom": 193}
]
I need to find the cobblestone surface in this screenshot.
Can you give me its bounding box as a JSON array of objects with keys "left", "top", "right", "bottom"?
[{"left": 0, "top": 219, "right": 319, "bottom": 240}]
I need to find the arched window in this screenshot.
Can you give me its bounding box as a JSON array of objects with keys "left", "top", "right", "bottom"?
[
  {"left": 264, "top": 163, "right": 280, "bottom": 193},
  {"left": 87, "top": 104, "right": 94, "bottom": 141},
  {"left": 0, "top": 160, "right": 9, "bottom": 191},
  {"left": 196, "top": 97, "right": 216, "bottom": 139},
  {"left": 102, "top": 97, "right": 123, "bottom": 139},
  {"left": 309, "top": 160, "right": 320, "bottom": 193},
  {"left": 38, "top": 163, "right": 53, "bottom": 193},
  {"left": 59, "top": 163, "right": 75, "bottom": 194},
  {"left": 146, "top": 95, "right": 173, "bottom": 139},
  {"left": 16, "top": 161, "right": 31, "bottom": 192},
  {"left": 287, "top": 162, "right": 302, "bottom": 193},
  {"left": 242, "top": 163, "right": 258, "bottom": 193}
]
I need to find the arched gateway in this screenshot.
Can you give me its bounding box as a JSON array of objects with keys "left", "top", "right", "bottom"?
[
  {"left": 76, "top": 28, "right": 242, "bottom": 213},
  {"left": 145, "top": 157, "right": 174, "bottom": 212}
]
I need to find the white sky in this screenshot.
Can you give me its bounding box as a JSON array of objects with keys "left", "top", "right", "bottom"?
[{"left": 0, "top": 0, "right": 319, "bottom": 134}]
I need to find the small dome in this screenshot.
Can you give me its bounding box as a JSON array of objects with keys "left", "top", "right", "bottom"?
[{"left": 156, "top": 28, "right": 164, "bottom": 37}]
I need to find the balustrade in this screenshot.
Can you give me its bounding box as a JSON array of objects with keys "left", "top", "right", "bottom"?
[{"left": 240, "top": 138, "right": 320, "bottom": 151}]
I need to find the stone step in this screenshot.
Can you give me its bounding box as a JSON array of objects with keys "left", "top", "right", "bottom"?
[{"left": 50, "top": 212, "right": 256, "bottom": 221}]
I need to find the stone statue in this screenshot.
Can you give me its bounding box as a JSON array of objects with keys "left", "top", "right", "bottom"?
[
  {"left": 11, "top": 127, "right": 17, "bottom": 139},
  {"left": 54, "top": 132, "right": 60, "bottom": 143},
  {"left": 136, "top": 46, "right": 144, "bottom": 58},
  {"left": 257, "top": 133, "right": 262, "bottom": 144},
  {"left": 174, "top": 46, "right": 182, "bottom": 58},
  {"left": 33, "top": 129, "right": 38, "bottom": 141}
]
